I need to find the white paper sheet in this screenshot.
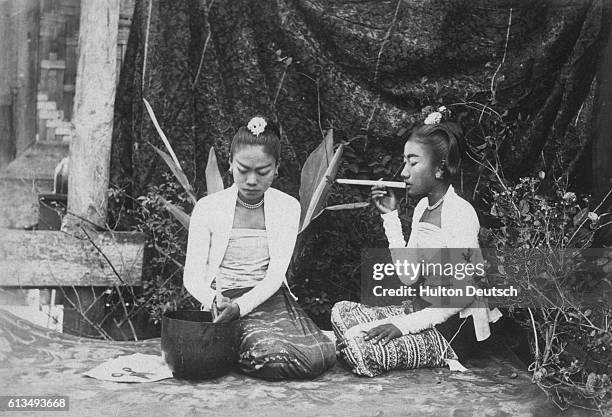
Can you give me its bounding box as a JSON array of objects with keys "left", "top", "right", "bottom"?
[{"left": 84, "top": 353, "right": 173, "bottom": 383}]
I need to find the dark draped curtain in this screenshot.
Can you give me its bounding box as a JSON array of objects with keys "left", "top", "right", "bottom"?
[{"left": 111, "top": 0, "right": 611, "bottom": 199}]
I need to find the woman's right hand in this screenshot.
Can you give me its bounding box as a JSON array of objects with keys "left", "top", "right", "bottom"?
[
  {"left": 213, "top": 296, "right": 240, "bottom": 323},
  {"left": 211, "top": 295, "right": 230, "bottom": 320},
  {"left": 371, "top": 184, "right": 398, "bottom": 214}
]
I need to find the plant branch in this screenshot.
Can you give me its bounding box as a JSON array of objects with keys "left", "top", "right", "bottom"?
[{"left": 490, "top": 8, "right": 513, "bottom": 102}]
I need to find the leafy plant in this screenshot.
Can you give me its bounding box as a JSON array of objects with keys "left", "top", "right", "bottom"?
[
  {"left": 475, "top": 147, "right": 612, "bottom": 410},
  {"left": 143, "top": 98, "right": 350, "bottom": 233},
  {"left": 106, "top": 175, "right": 195, "bottom": 325}
]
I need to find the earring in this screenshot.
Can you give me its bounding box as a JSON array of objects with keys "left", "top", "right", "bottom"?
[{"left": 435, "top": 172, "right": 442, "bottom": 179}]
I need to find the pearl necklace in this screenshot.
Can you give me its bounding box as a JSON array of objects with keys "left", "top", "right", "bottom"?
[
  {"left": 426, "top": 195, "right": 445, "bottom": 211},
  {"left": 237, "top": 195, "right": 264, "bottom": 209}
]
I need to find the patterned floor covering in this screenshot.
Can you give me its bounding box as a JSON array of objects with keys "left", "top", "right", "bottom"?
[{"left": 0, "top": 309, "right": 595, "bottom": 417}]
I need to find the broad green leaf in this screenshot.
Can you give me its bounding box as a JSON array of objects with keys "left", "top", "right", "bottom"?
[
  {"left": 149, "top": 143, "right": 197, "bottom": 204},
  {"left": 143, "top": 98, "right": 181, "bottom": 168},
  {"left": 299, "top": 130, "right": 344, "bottom": 234},
  {"left": 143, "top": 98, "right": 197, "bottom": 204},
  {"left": 205, "top": 147, "right": 224, "bottom": 195},
  {"left": 299, "top": 129, "right": 333, "bottom": 225},
  {"left": 159, "top": 196, "right": 191, "bottom": 229}
]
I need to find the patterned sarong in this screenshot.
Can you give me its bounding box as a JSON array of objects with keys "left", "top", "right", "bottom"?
[
  {"left": 224, "top": 286, "right": 336, "bottom": 380},
  {"left": 331, "top": 301, "right": 458, "bottom": 377}
]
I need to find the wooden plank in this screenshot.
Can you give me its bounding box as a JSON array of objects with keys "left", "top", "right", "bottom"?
[
  {"left": 38, "top": 66, "right": 49, "bottom": 92},
  {"left": 47, "top": 69, "right": 59, "bottom": 104},
  {"left": 0, "top": 103, "right": 15, "bottom": 168},
  {"left": 62, "top": 84, "right": 74, "bottom": 119},
  {"left": 0, "top": 229, "right": 145, "bottom": 287},
  {"left": 45, "top": 123, "right": 56, "bottom": 141},
  {"left": 64, "top": 38, "right": 77, "bottom": 85},
  {"left": 39, "top": 22, "right": 52, "bottom": 61}
]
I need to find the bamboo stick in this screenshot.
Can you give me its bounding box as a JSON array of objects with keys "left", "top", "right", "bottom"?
[{"left": 335, "top": 179, "right": 406, "bottom": 188}]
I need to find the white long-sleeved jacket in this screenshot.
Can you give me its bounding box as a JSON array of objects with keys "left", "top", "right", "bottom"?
[
  {"left": 183, "top": 184, "right": 300, "bottom": 317},
  {"left": 380, "top": 185, "right": 502, "bottom": 341}
]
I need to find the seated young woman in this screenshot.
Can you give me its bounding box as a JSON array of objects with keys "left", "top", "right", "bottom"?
[
  {"left": 183, "top": 117, "right": 336, "bottom": 380},
  {"left": 331, "top": 117, "right": 502, "bottom": 377}
]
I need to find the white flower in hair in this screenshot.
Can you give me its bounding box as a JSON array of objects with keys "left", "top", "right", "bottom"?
[
  {"left": 424, "top": 111, "right": 442, "bottom": 125},
  {"left": 247, "top": 117, "right": 267, "bottom": 136}
]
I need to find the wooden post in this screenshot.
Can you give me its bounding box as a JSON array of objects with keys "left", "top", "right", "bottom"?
[
  {"left": 62, "top": 0, "right": 120, "bottom": 336},
  {"left": 0, "top": 0, "right": 16, "bottom": 169},
  {"left": 10, "top": 0, "right": 40, "bottom": 156},
  {"left": 0, "top": 0, "right": 43, "bottom": 166},
  {"left": 66, "top": 0, "right": 120, "bottom": 230}
]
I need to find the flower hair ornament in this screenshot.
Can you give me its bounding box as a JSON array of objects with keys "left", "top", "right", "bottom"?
[
  {"left": 419, "top": 105, "right": 463, "bottom": 145},
  {"left": 423, "top": 106, "right": 450, "bottom": 125},
  {"left": 247, "top": 117, "right": 267, "bottom": 137}
]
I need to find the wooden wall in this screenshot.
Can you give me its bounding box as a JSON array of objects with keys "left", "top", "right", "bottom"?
[
  {"left": 0, "top": 0, "right": 40, "bottom": 170},
  {"left": 0, "top": 0, "right": 134, "bottom": 169},
  {"left": 36, "top": 0, "right": 133, "bottom": 143}
]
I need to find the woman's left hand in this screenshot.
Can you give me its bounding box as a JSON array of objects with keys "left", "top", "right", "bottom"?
[
  {"left": 363, "top": 324, "right": 402, "bottom": 345},
  {"left": 213, "top": 300, "right": 240, "bottom": 323}
]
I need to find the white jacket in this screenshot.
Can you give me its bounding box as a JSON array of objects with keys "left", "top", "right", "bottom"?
[
  {"left": 183, "top": 184, "right": 301, "bottom": 317},
  {"left": 381, "top": 185, "right": 502, "bottom": 341}
]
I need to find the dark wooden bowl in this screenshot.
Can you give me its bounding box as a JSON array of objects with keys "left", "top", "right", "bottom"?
[{"left": 161, "top": 310, "right": 238, "bottom": 380}]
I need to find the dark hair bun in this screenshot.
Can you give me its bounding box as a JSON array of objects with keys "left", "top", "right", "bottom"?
[
  {"left": 408, "top": 122, "right": 463, "bottom": 180},
  {"left": 230, "top": 116, "right": 282, "bottom": 163}
]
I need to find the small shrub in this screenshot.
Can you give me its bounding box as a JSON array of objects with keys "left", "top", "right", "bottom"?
[{"left": 480, "top": 170, "right": 612, "bottom": 410}]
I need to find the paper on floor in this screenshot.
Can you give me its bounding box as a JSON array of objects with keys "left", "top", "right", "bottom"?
[
  {"left": 84, "top": 353, "right": 173, "bottom": 383},
  {"left": 445, "top": 358, "right": 468, "bottom": 372}
]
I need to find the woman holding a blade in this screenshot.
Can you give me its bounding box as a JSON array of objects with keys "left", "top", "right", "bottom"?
[{"left": 183, "top": 117, "right": 335, "bottom": 380}]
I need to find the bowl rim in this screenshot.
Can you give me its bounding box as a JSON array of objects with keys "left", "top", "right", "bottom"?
[{"left": 162, "top": 309, "right": 236, "bottom": 326}]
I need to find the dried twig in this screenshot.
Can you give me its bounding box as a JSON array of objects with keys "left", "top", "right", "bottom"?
[
  {"left": 57, "top": 285, "right": 112, "bottom": 341},
  {"left": 113, "top": 284, "right": 138, "bottom": 341},
  {"left": 490, "top": 8, "right": 513, "bottom": 102},
  {"left": 77, "top": 226, "right": 138, "bottom": 340},
  {"left": 78, "top": 226, "right": 127, "bottom": 286},
  {"left": 192, "top": 0, "right": 215, "bottom": 89},
  {"left": 365, "top": 0, "right": 402, "bottom": 138},
  {"left": 296, "top": 71, "right": 324, "bottom": 138},
  {"left": 372, "top": 0, "right": 402, "bottom": 85},
  {"left": 141, "top": 0, "right": 153, "bottom": 93},
  {"left": 528, "top": 307, "right": 540, "bottom": 367}
]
